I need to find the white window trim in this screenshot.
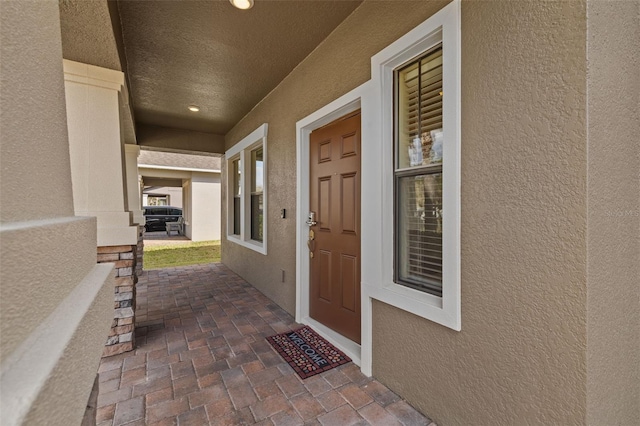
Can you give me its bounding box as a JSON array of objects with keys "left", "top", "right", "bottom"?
[
  {"left": 367, "top": 0, "right": 461, "bottom": 331},
  {"left": 226, "top": 123, "right": 268, "bottom": 255}
]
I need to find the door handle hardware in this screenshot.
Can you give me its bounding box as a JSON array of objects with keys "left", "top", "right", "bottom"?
[
  {"left": 307, "top": 239, "right": 315, "bottom": 252},
  {"left": 306, "top": 211, "right": 317, "bottom": 227}
]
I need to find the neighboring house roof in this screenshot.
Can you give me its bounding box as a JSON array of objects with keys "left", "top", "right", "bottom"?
[{"left": 138, "top": 149, "right": 221, "bottom": 171}]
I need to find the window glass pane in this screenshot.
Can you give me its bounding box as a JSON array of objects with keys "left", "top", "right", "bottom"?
[
  {"left": 396, "top": 45, "right": 443, "bottom": 169},
  {"left": 251, "top": 147, "right": 263, "bottom": 194},
  {"left": 250, "top": 147, "right": 263, "bottom": 241},
  {"left": 396, "top": 172, "right": 443, "bottom": 296},
  {"left": 151, "top": 208, "right": 168, "bottom": 215},
  {"left": 233, "top": 197, "right": 241, "bottom": 235},
  {"left": 233, "top": 159, "right": 241, "bottom": 197},
  {"left": 232, "top": 159, "right": 241, "bottom": 235},
  {"left": 251, "top": 193, "right": 263, "bottom": 242}
]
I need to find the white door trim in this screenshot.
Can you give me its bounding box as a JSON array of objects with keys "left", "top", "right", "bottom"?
[{"left": 295, "top": 82, "right": 371, "bottom": 372}]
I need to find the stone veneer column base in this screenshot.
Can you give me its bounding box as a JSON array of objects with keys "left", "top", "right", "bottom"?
[
  {"left": 136, "top": 225, "right": 144, "bottom": 276},
  {"left": 97, "top": 243, "right": 138, "bottom": 357}
]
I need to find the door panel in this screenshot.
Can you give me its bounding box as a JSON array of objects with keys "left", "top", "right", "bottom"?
[
  {"left": 340, "top": 254, "right": 357, "bottom": 312},
  {"left": 341, "top": 132, "right": 358, "bottom": 158},
  {"left": 319, "top": 178, "right": 332, "bottom": 232},
  {"left": 340, "top": 173, "right": 357, "bottom": 234},
  {"left": 319, "top": 250, "right": 332, "bottom": 302},
  {"left": 309, "top": 112, "right": 361, "bottom": 344}
]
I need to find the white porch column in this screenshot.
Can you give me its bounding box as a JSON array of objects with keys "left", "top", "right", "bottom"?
[
  {"left": 124, "top": 144, "right": 144, "bottom": 225},
  {"left": 63, "top": 60, "right": 138, "bottom": 247},
  {"left": 190, "top": 172, "right": 221, "bottom": 241},
  {"left": 182, "top": 179, "right": 192, "bottom": 239}
]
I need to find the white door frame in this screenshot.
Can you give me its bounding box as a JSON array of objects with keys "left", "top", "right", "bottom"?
[{"left": 295, "top": 83, "right": 370, "bottom": 370}]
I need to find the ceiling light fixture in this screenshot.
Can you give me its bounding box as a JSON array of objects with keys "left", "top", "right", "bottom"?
[
  {"left": 230, "top": 0, "right": 254, "bottom": 10},
  {"left": 188, "top": 105, "right": 200, "bottom": 112}
]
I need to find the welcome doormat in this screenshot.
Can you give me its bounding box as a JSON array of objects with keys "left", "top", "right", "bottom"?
[{"left": 266, "top": 326, "right": 351, "bottom": 379}]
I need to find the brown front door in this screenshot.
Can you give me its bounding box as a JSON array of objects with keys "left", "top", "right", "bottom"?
[{"left": 309, "top": 112, "right": 361, "bottom": 344}]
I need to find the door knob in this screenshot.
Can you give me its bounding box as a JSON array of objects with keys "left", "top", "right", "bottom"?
[{"left": 306, "top": 211, "right": 317, "bottom": 227}]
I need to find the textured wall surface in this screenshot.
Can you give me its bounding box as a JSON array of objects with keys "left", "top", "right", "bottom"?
[
  {"left": 137, "top": 123, "right": 226, "bottom": 154},
  {"left": 0, "top": 218, "right": 99, "bottom": 362},
  {"left": 220, "top": 0, "right": 638, "bottom": 424},
  {"left": 223, "top": 0, "right": 450, "bottom": 315},
  {"left": 373, "top": 1, "right": 588, "bottom": 424},
  {"left": 0, "top": 1, "right": 75, "bottom": 222},
  {"left": 0, "top": 3, "right": 114, "bottom": 425},
  {"left": 586, "top": 1, "right": 640, "bottom": 423},
  {"left": 59, "top": 0, "right": 122, "bottom": 71}
]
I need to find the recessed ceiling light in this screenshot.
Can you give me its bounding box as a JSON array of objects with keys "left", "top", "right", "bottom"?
[
  {"left": 188, "top": 105, "right": 200, "bottom": 112},
  {"left": 230, "top": 0, "right": 253, "bottom": 10}
]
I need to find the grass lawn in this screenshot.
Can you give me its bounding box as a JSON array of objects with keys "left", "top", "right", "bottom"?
[{"left": 144, "top": 240, "right": 221, "bottom": 270}]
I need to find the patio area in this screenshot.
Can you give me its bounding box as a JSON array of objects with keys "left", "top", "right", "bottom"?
[
  {"left": 143, "top": 231, "right": 190, "bottom": 246},
  {"left": 95, "top": 263, "right": 434, "bottom": 425}
]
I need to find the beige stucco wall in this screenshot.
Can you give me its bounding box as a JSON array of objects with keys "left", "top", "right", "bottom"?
[
  {"left": 586, "top": 1, "right": 640, "bottom": 424},
  {"left": 373, "top": 1, "right": 591, "bottom": 424},
  {"left": 223, "top": 0, "right": 451, "bottom": 314},
  {"left": 0, "top": 2, "right": 114, "bottom": 425},
  {"left": 218, "top": 0, "right": 639, "bottom": 424},
  {"left": 0, "top": 2, "right": 75, "bottom": 223}
]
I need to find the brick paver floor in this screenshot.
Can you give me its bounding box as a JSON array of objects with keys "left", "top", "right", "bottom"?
[{"left": 96, "top": 263, "right": 435, "bottom": 426}]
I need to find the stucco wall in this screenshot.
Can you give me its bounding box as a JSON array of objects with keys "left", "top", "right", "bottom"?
[
  {"left": 0, "top": 1, "right": 75, "bottom": 222},
  {"left": 144, "top": 186, "right": 183, "bottom": 208},
  {"left": 374, "top": 1, "right": 589, "bottom": 424},
  {"left": 586, "top": 1, "right": 640, "bottom": 423},
  {"left": 0, "top": 2, "right": 114, "bottom": 425},
  {"left": 220, "top": 0, "right": 612, "bottom": 424},
  {"left": 223, "top": 0, "right": 450, "bottom": 315}
]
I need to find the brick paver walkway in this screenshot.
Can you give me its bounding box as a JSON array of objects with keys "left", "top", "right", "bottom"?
[{"left": 96, "top": 263, "right": 434, "bottom": 425}]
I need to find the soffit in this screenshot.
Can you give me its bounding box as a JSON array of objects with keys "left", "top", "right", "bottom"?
[
  {"left": 138, "top": 149, "right": 221, "bottom": 171},
  {"left": 117, "top": 0, "right": 362, "bottom": 134}
]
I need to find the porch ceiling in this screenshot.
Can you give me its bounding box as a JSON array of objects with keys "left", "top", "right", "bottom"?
[{"left": 60, "top": 0, "right": 362, "bottom": 148}]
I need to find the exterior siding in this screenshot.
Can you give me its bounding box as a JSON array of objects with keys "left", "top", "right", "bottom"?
[{"left": 223, "top": 0, "right": 638, "bottom": 424}]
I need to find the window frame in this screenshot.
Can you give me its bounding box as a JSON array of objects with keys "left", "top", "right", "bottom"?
[
  {"left": 225, "top": 123, "right": 268, "bottom": 255},
  {"left": 250, "top": 146, "right": 264, "bottom": 242},
  {"left": 393, "top": 45, "right": 445, "bottom": 297},
  {"left": 368, "top": 0, "right": 461, "bottom": 331}
]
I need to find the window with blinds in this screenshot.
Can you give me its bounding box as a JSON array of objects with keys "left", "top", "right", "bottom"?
[{"left": 394, "top": 44, "right": 444, "bottom": 297}]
